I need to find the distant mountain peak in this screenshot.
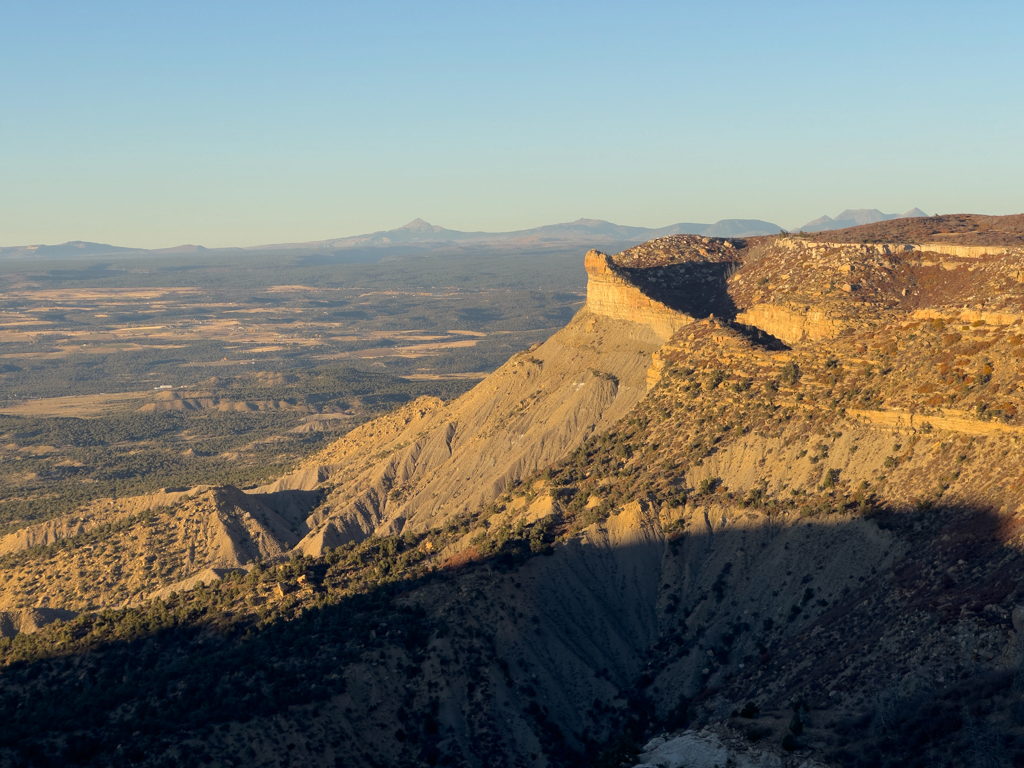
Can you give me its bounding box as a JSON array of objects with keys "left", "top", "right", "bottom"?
[
  {"left": 398, "top": 218, "right": 439, "bottom": 232},
  {"left": 0, "top": 240, "right": 137, "bottom": 259},
  {"left": 835, "top": 208, "right": 885, "bottom": 223},
  {"left": 152, "top": 244, "right": 209, "bottom": 254},
  {"left": 796, "top": 207, "right": 927, "bottom": 233}
]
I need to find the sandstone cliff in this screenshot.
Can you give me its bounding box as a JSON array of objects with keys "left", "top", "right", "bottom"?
[
  {"left": 583, "top": 249, "right": 694, "bottom": 341},
  {"left": 284, "top": 239, "right": 749, "bottom": 551},
  {"left": 734, "top": 302, "right": 845, "bottom": 345},
  {"left": 291, "top": 229, "right": 1024, "bottom": 555}
]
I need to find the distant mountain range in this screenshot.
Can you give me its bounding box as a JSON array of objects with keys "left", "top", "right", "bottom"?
[
  {"left": 251, "top": 217, "right": 786, "bottom": 251},
  {"left": 1, "top": 211, "right": 936, "bottom": 259},
  {"left": 0, "top": 241, "right": 214, "bottom": 260},
  {"left": 795, "top": 208, "right": 928, "bottom": 233},
  {"left": 0, "top": 218, "right": 785, "bottom": 260}
]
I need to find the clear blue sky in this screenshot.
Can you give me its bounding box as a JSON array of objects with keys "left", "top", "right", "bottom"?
[{"left": 2, "top": 1, "right": 1022, "bottom": 248}]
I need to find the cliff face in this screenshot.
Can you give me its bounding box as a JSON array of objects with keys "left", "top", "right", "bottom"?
[
  {"left": 0, "top": 250, "right": 701, "bottom": 578},
  {"left": 583, "top": 250, "right": 695, "bottom": 341},
  {"left": 287, "top": 246, "right": 745, "bottom": 549},
  {"left": 735, "top": 302, "right": 846, "bottom": 345}
]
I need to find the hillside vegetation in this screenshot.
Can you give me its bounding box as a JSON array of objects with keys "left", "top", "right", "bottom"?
[{"left": 3, "top": 216, "right": 1024, "bottom": 767}]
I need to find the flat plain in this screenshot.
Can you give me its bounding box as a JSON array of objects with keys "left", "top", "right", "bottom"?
[{"left": 0, "top": 245, "right": 588, "bottom": 533}]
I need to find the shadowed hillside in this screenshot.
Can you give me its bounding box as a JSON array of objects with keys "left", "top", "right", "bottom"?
[{"left": 1, "top": 499, "right": 1021, "bottom": 767}]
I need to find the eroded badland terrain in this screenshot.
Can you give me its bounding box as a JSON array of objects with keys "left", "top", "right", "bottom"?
[{"left": 3, "top": 214, "right": 1024, "bottom": 767}]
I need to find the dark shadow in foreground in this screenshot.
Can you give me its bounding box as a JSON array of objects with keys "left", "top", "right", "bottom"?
[{"left": 0, "top": 502, "right": 1021, "bottom": 768}]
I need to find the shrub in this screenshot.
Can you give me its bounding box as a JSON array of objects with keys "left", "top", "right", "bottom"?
[
  {"left": 781, "top": 362, "right": 801, "bottom": 386},
  {"left": 704, "top": 370, "right": 726, "bottom": 390},
  {"left": 697, "top": 477, "right": 721, "bottom": 495},
  {"left": 789, "top": 711, "right": 803, "bottom": 736},
  {"left": 745, "top": 725, "right": 770, "bottom": 742}
]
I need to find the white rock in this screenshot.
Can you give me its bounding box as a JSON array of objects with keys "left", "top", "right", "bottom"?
[
  {"left": 1012, "top": 605, "right": 1024, "bottom": 633},
  {"left": 634, "top": 730, "right": 728, "bottom": 768}
]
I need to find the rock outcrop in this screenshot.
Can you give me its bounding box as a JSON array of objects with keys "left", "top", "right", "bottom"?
[
  {"left": 11, "top": 224, "right": 1024, "bottom": 615},
  {"left": 735, "top": 302, "right": 845, "bottom": 345},
  {"left": 584, "top": 250, "right": 694, "bottom": 341},
  {"left": 283, "top": 241, "right": 753, "bottom": 551},
  {"left": 0, "top": 607, "right": 77, "bottom": 639}
]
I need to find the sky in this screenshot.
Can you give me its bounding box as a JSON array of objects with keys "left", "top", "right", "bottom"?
[{"left": 2, "top": 0, "right": 1022, "bottom": 248}]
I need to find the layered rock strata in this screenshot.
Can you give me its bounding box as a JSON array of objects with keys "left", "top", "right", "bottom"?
[
  {"left": 583, "top": 249, "right": 695, "bottom": 341},
  {"left": 735, "top": 302, "right": 846, "bottom": 345}
]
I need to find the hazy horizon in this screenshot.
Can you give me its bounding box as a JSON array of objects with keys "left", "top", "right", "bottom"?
[
  {"left": 0, "top": 210, "right": 934, "bottom": 252},
  {"left": 4, "top": 214, "right": 783, "bottom": 250}
]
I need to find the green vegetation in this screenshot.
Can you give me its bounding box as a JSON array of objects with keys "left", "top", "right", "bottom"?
[
  {"left": 0, "top": 369, "right": 473, "bottom": 532},
  {"left": 0, "top": 519, "right": 581, "bottom": 766}
]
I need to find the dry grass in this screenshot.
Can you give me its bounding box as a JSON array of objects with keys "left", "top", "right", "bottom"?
[{"left": 0, "top": 391, "right": 148, "bottom": 418}]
